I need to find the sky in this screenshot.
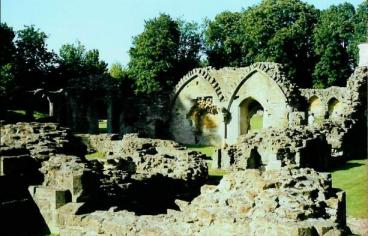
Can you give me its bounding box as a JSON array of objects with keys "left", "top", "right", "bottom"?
[{"left": 2, "top": 0, "right": 364, "bottom": 67}]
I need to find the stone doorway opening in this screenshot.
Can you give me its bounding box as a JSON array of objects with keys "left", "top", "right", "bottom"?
[
  {"left": 327, "top": 98, "right": 342, "bottom": 120},
  {"left": 239, "top": 98, "right": 264, "bottom": 135}
]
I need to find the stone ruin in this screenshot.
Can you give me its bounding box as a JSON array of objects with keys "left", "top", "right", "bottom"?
[
  {"left": 0, "top": 45, "right": 366, "bottom": 236},
  {"left": 0, "top": 123, "right": 209, "bottom": 235},
  {"left": 170, "top": 61, "right": 367, "bottom": 172},
  {"left": 0, "top": 122, "right": 352, "bottom": 235}
]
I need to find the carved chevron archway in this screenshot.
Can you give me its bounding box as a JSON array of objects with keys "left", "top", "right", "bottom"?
[
  {"left": 170, "top": 67, "right": 226, "bottom": 106},
  {"left": 226, "top": 62, "right": 300, "bottom": 110}
]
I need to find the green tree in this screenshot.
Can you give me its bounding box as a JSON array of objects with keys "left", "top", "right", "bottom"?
[
  {"left": 0, "top": 23, "right": 16, "bottom": 66},
  {"left": 313, "top": 3, "right": 356, "bottom": 88},
  {"left": 109, "top": 62, "right": 126, "bottom": 80},
  {"left": 128, "top": 14, "right": 203, "bottom": 94},
  {"left": 0, "top": 64, "right": 15, "bottom": 98},
  {"left": 128, "top": 14, "right": 181, "bottom": 94},
  {"left": 203, "top": 11, "right": 244, "bottom": 67},
  {"left": 58, "top": 41, "right": 107, "bottom": 84},
  {"left": 177, "top": 20, "right": 203, "bottom": 74},
  {"left": 203, "top": 0, "right": 318, "bottom": 87},
  {"left": 350, "top": 1, "right": 368, "bottom": 65},
  {"left": 241, "top": 0, "right": 319, "bottom": 87},
  {"left": 14, "top": 25, "right": 56, "bottom": 91},
  {"left": 0, "top": 23, "right": 16, "bottom": 102}
]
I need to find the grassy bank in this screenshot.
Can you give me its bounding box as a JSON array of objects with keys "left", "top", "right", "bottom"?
[{"left": 331, "top": 158, "right": 368, "bottom": 218}]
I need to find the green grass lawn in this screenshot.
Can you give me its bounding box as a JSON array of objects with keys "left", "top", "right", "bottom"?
[
  {"left": 4, "top": 110, "right": 49, "bottom": 121},
  {"left": 250, "top": 114, "right": 263, "bottom": 131},
  {"left": 331, "top": 158, "right": 368, "bottom": 218},
  {"left": 85, "top": 151, "right": 105, "bottom": 159},
  {"left": 98, "top": 119, "right": 107, "bottom": 133}
]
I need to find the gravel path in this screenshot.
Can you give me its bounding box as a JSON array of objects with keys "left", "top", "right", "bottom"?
[{"left": 348, "top": 217, "right": 368, "bottom": 236}]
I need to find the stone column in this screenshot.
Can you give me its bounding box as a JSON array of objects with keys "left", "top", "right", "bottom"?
[
  {"left": 358, "top": 43, "right": 368, "bottom": 67},
  {"left": 107, "top": 98, "right": 119, "bottom": 133},
  {"left": 87, "top": 103, "right": 98, "bottom": 134}
]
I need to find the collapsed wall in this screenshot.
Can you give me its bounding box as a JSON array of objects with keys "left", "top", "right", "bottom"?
[
  {"left": 213, "top": 126, "right": 331, "bottom": 171},
  {"left": 0, "top": 123, "right": 208, "bottom": 235},
  {"left": 0, "top": 122, "right": 87, "bottom": 235},
  {"left": 55, "top": 167, "right": 348, "bottom": 236}
]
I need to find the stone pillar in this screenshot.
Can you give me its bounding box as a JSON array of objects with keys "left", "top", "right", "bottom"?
[
  {"left": 87, "top": 103, "right": 98, "bottom": 134},
  {"left": 107, "top": 99, "right": 119, "bottom": 133},
  {"left": 358, "top": 43, "right": 368, "bottom": 67}
]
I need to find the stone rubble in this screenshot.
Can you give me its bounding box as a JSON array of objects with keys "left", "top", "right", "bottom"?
[
  {"left": 55, "top": 167, "right": 349, "bottom": 236},
  {"left": 213, "top": 126, "right": 331, "bottom": 171}
]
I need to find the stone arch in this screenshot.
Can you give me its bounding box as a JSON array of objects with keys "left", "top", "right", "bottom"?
[
  {"left": 239, "top": 97, "right": 264, "bottom": 135},
  {"left": 225, "top": 63, "right": 293, "bottom": 143},
  {"left": 308, "top": 96, "right": 324, "bottom": 119},
  {"left": 227, "top": 62, "right": 299, "bottom": 110},
  {"left": 170, "top": 68, "right": 225, "bottom": 107},
  {"left": 327, "top": 98, "right": 343, "bottom": 119},
  {"left": 169, "top": 68, "right": 225, "bottom": 146}
]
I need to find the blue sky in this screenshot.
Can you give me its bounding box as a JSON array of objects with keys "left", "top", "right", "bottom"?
[{"left": 3, "top": 0, "right": 363, "bottom": 67}]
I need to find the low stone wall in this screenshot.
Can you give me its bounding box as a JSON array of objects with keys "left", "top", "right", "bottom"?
[
  {"left": 213, "top": 126, "right": 331, "bottom": 171},
  {"left": 54, "top": 167, "right": 348, "bottom": 236},
  {"left": 0, "top": 123, "right": 209, "bottom": 235}
]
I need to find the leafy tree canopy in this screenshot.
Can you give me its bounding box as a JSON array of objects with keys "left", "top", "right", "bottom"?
[
  {"left": 109, "top": 62, "right": 126, "bottom": 80},
  {"left": 0, "top": 23, "right": 16, "bottom": 66},
  {"left": 14, "top": 25, "right": 56, "bottom": 91},
  {"left": 58, "top": 41, "right": 108, "bottom": 81},
  {"left": 128, "top": 14, "right": 202, "bottom": 94},
  {"left": 350, "top": 1, "right": 368, "bottom": 64},
  {"left": 204, "top": 0, "right": 319, "bottom": 87},
  {"left": 204, "top": 11, "right": 244, "bottom": 67},
  {"left": 313, "top": 3, "right": 356, "bottom": 88},
  {"left": 0, "top": 24, "right": 16, "bottom": 100}
]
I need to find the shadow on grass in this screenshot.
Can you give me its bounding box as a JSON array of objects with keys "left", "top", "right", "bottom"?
[{"left": 331, "top": 161, "right": 365, "bottom": 172}]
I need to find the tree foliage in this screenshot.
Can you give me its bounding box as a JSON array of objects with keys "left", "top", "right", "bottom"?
[
  {"left": 109, "top": 62, "right": 126, "bottom": 80},
  {"left": 242, "top": 0, "right": 319, "bottom": 87},
  {"left": 204, "top": 11, "right": 244, "bottom": 67},
  {"left": 0, "top": 24, "right": 16, "bottom": 99},
  {"left": 128, "top": 14, "right": 180, "bottom": 94},
  {"left": 350, "top": 1, "right": 368, "bottom": 64},
  {"left": 128, "top": 14, "right": 202, "bottom": 94},
  {"left": 312, "top": 3, "right": 356, "bottom": 88},
  {"left": 0, "top": 23, "right": 16, "bottom": 66},
  {"left": 14, "top": 25, "right": 56, "bottom": 90},
  {"left": 58, "top": 41, "right": 107, "bottom": 81},
  {"left": 177, "top": 20, "right": 203, "bottom": 77},
  {"left": 204, "top": 0, "right": 319, "bottom": 87}
]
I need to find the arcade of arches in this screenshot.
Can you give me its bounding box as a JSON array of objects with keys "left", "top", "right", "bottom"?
[{"left": 169, "top": 62, "right": 355, "bottom": 147}]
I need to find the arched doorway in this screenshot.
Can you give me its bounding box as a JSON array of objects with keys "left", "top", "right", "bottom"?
[
  {"left": 327, "top": 98, "right": 342, "bottom": 119},
  {"left": 308, "top": 96, "right": 323, "bottom": 124},
  {"left": 239, "top": 98, "right": 264, "bottom": 135}
]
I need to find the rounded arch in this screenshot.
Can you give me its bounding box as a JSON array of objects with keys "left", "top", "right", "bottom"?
[
  {"left": 170, "top": 68, "right": 225, "bottom": 108},
  {"left": 327, "top": 97, "right": 343, "bottom": 119},
  {"left": 308, "top": 95, "right": 323, "bottom": 118},
  {"left": 239, "top": 97, "right": 264, "bottom": 135}
]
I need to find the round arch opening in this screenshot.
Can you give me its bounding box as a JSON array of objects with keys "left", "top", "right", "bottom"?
[
  {"left": 327, "top": 98, "right": 342, "bottom": 119},
  {"left": 308, "top": 96, "right": 324, "bottom": 122},
  {"left": 239, "top": 98, "right": 264, "bottom": 135}
]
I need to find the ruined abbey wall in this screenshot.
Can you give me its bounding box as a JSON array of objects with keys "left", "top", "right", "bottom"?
[
  {"left": 169, "top": 70, "right": 224, "bottom": 146},
  {"left": 169, "top": 63, "right": 302, "bottom": 146},
  {"left": 300, "top": 87, "right": 350, "bottom": 121}
]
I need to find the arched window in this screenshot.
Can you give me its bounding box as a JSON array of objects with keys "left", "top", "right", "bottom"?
[
  {"left": 239, "top": 98, "right": 264, "bottom": 135},
  {"left": 327, "top": 98, "right": 342, "bottom": 119}
]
